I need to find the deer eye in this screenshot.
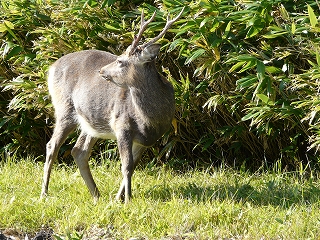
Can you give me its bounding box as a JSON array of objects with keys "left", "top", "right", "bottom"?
[{"left": 117, "top": 59, "right": 125, "bottom": 66}]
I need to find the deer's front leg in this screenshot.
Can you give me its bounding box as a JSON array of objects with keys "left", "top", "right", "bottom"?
[
  {"left": 116, "top": 130, "right": 134, "bottom": 203},
  {"left": 116, "top": 142, "right": 146, "bottom": 202}
]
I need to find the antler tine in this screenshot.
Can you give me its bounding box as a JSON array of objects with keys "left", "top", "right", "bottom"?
[
  {"left": 130, "top": 10, "right": 157, "bottom": 54},
  {"left": 140, "top": 7, "right": 184, "bottom": 49}
]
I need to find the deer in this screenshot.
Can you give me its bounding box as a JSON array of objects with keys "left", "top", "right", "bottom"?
[{"left": 41, "top": 8, "right": 183, "bottom": 204}]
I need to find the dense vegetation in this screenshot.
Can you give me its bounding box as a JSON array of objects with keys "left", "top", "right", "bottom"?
[{"left": 1, "top": 0, "right": 320, "bottom": 170}]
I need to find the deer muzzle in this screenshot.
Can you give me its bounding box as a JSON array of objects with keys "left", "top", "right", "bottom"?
[{"left": 99, "top": 69, "right": 112, "bottom": 81}]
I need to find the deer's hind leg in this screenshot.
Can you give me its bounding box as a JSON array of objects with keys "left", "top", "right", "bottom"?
[
  {"left": 41, "top": 117, "right": 76, "bottom": 199},
  {"left": 71, "top": 131, "right": 99, "bottom": 202}
]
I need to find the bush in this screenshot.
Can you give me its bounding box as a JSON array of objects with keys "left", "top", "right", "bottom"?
[
  {"left": 164, "top": 0, "right": 320, "bottom": 169},
  {"left": 1, "top": 0, "right": 320, "bottom": 170}
]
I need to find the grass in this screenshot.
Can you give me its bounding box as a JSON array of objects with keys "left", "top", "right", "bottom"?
[{"left": 1, "top": 156, "right": 320, "bottom": 239}]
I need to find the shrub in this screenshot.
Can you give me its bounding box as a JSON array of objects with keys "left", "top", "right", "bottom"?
[{"left": 1, "top": 0, "right": 320, "bottom": 170}]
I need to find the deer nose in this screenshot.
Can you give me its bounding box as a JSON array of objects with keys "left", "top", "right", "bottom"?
[
  {"left": 99, "top": 69, "right": 106, "bottom": 77},
  {"left": 99, "top": 70, "right": 111, "bottom": 81}
]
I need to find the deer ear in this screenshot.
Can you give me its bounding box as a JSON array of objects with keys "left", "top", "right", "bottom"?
[{"left": 139, "top": 44, "right": 161, "bottom": 62}]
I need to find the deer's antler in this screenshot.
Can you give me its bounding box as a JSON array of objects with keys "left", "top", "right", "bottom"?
[
  {"left": 140, "top": 7, "right": 184, "bottom": 49},
  {"left": 129, "top": 7, "right": 184, "bottom": 55},
  {"left": 129, "top": 10, "right": 156, "bottom": 55}
]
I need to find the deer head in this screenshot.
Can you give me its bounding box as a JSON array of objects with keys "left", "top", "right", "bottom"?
[{"left": 99, "top": 8, "right": 184, "bottom": 86}]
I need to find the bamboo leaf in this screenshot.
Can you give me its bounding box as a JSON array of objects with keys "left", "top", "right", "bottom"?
[
  {"left": 241, "top": 110, "right": 261, "bottom": 121},
  {"left": 168, "top": 38, "right": 184, "bottom": 52},
  {"left": 238, "top": 60, "right": 256, "bottom": 73},
  {"left": 185, "top": 48, "right": 206, "bottom": 65},
  {"left": 266, "top": 66, "right": 282, "bottom": 74},
  {"left": 236, "top": 55, "right": 257, "bottom": 62},
  {"left": 279, "top": 4, "right": 289, "bottom": 20},
  {"left": 226, "top": 55, "right": 257, "bottom": 63},
  {"left": 3, "top": 21, "right": 22, "bottom": 45},
  {"left": 5, "top": 46, "right": 23, "bottom": 60},
  {"left": 262, "top": 31, "right": 287, "bottom": 38},
  {"left": 3, "top": 20, "right": 14, "bottom": 29},
  {"left": 291, "top": 22, "right": 296, "bottom": 34},
  {"left": 246, "top": 26, "right": 262, "bottom": 39},
  {"left": 256, "top": 94, "right": 274, "bottom": 105},
  {"left": 308, "top": 4, "right": 318, "bottom": 28},
  {"left": 317, "top": 51, "right": 320, "bottom": 66},
  {"left": 0, "top": 20, "right": 14, "bottom": 32},
  {"left": 229, "top": 61, "right": 245, "bottom": 73},
  {"left": 236, "top": 76, "right": 258, "bottom": 90},
  {"left": 256, "top": 60, "right": 265, "bottom": 81},
  {"left": 223, "top": 21, "right": 232, "bottom": 39},
  {"left": 104, "top": 23, "right": 121, "bottom": 32},
  {"left": 213, "top": 47, "right": 220, "bottom": 61}
]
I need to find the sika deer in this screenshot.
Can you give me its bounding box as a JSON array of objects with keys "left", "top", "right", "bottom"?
[{"left": 41, "top": 9, "right": 183, "bottom": 203}]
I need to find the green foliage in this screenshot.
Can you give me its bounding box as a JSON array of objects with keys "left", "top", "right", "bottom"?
[
  {"left": 1, "top": 0, "right": 320, "bottom": 169},
  {"left": 163, "top": 0, "right": 320, "bottom": 168}
]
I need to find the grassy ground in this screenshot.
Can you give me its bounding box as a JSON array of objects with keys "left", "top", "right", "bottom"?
[{"left": 1, "top": 156, "right": 320, "bottom": 239}]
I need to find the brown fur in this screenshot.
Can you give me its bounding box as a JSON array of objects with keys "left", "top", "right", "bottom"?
[{"left": 41, "top": 47, "right": 175, "bottom": 203}]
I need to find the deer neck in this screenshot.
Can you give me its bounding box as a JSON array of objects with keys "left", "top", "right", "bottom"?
[{"left": 128, "top": 63, "right": 173, "bottom": 125}]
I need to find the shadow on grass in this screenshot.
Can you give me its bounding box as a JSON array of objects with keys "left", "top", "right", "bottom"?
[{"left": 144, "top": 179, "right": 320, "bottom": 208}]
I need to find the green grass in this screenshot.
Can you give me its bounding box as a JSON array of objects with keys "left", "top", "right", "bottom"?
[{"left": 1, "top": 156, "right": 320, "bottom": 239}]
